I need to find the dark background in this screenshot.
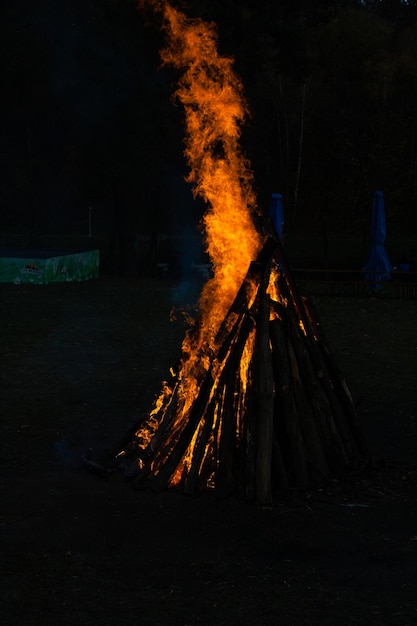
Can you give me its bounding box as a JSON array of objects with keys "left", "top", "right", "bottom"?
[{"left": 1, "top": 0, "right": 417, "bottom": 271}]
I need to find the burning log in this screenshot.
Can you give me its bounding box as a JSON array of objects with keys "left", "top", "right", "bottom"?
[{"left": 104, "top": 235, "right": 369, "bottom": 504}]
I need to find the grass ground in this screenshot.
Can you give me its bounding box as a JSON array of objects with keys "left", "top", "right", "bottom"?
[{"left": 1, "top": 276, "right": 416, "bottom": 625}]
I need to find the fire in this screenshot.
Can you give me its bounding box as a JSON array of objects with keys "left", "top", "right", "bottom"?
[
  {"left": 103, "top": 3, "right": 366, "bottom": 503},
  {"left": 124, "top": 0, "right": 270, "bottom": 488},
  {"left": 149, "top": 0, "right": 263, "bottom": 343}
]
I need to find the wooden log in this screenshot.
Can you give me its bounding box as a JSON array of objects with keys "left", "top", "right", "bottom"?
[
  {"left": 254, "top": 291, "right": 274, "bottom": 505},
  {"left": 182, "top": 399, "right": 217, "bottom": 495},
  {"left": 303, "top": 296, "right": 369, "bottom": 459},
  {"left": 240, "top": 365, "right": 257, "bottom": 500},
  {"left": 183, "top": 326, "right": 248, "bottom": 495},
  {"left": 271, "top": 235, "right": 317, "bottom": 343},
  {"left": 187, "top": 312, "right": 256, "bottom": 495},
  {"left": 284, "top": 322, "right": 332, "bottom": 479},
  {"left": 214, "top": 236, "right": 277, "bottom": 347},
  {"left": 148, "top": 306, "right": 256, "bottom": 492},
  {"left": 104, "top": 370, "right": 180, "bottom": 471},
  {"left": 269, "top": 318, "right": 309, "bottom": 487},
  {"left": 208, "top": 326, "right": 252, "bottom": 494},
  {"left": 125, "top": 382, "right": 185, "bottom": 480},
  {"left": 147, "top": 369, "right": 216, "bottom": 490},
  {"left": 213, "top": 383, "right": 237, "bottom": 496},
  {"left": 285, "top": 313, "right": 345, "bottom": 461},
  {"left": 276, "top": 285, "right": 361, "bottom": 466},
  {"left": 271, "top": 436, "right": 288, "bottom": 494}
]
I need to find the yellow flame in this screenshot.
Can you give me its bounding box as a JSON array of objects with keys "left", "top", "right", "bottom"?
[
  {"left": 157, "top": 1, "right": 263, "bottom": 347},
  {"left": 131, "top": 1, "right": 266, "bottom": 486},
  {"left": 240, "top": 327, "right": 256, "bottom": 396}
]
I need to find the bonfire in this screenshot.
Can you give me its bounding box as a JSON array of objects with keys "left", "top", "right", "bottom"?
[{"left": 88, "top": 0, "right": 369, "bottom": 504}]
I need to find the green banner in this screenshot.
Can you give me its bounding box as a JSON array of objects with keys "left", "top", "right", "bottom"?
[{"left": 0, "top": 250, "right": 99, "bottom": 284}]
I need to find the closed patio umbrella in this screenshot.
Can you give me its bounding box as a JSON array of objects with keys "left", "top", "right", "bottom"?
[
  {"left": 364, "top": 190, "right": 392, "bottom": 290},
  {"left": 269, "top": 193, "right": 284, "bottom": 239}
]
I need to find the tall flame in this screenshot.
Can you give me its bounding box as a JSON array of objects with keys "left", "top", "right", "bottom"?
[
  {"left": 127, "top": 1, "right": 266, "bottom": 480},
  {"left": 143, "top": 0, "right": 263, "bottom": 349}
]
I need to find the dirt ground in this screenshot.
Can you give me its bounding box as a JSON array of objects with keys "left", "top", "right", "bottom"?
[{"left": 1, "top": 276, "right": 417, "bottom": 625}]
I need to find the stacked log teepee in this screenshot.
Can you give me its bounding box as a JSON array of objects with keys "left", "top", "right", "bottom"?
[{"left": 101, "top": 229, "right": 368, "bottom": 504}]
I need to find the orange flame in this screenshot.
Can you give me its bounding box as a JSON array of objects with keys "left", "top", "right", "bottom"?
[
  {"left": 130, "top": 1, "right": 268, "bottom": 486},
  {"left": 149, "top": 1, "right": 263, "bottom": 346}
]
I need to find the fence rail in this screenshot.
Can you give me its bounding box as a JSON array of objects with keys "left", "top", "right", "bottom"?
[{"left": 292, "top": 268, "right": 417, "bottom": 299}]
